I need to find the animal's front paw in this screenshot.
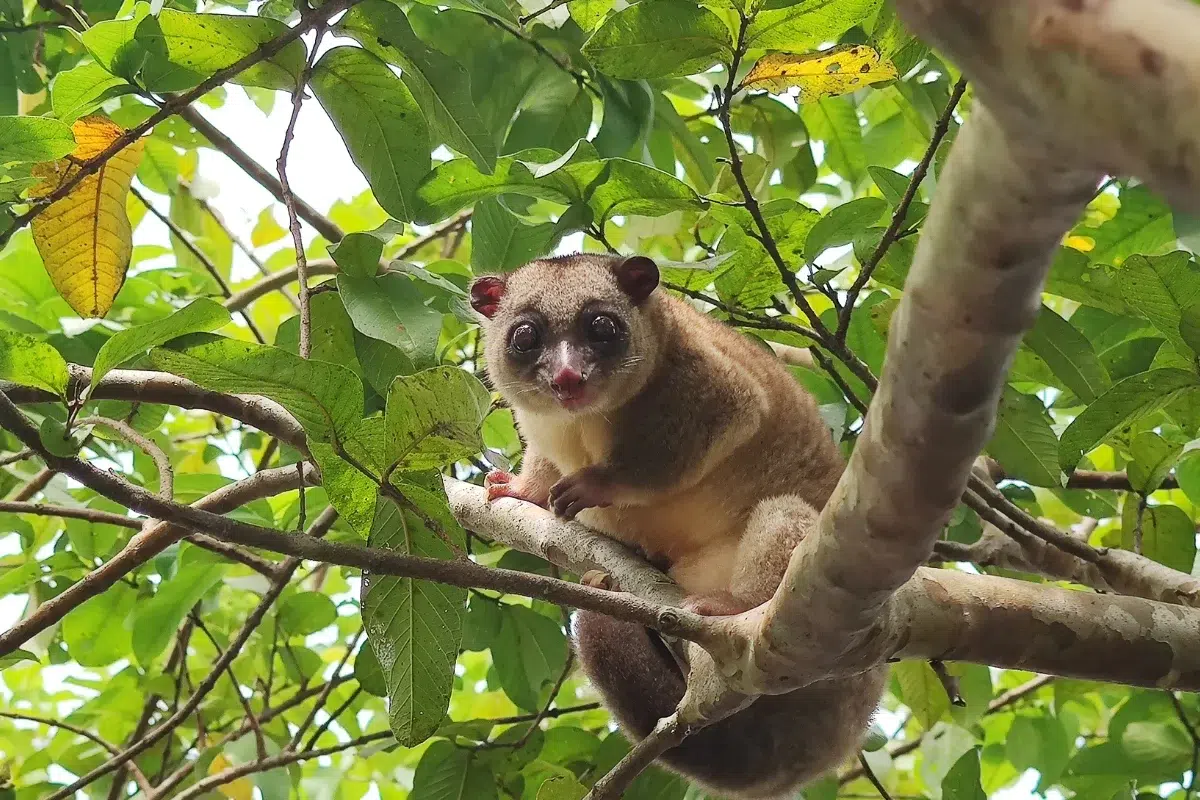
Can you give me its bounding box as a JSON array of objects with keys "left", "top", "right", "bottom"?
[
  {"left": 682, "top": 591, "right": 748, "bottom": 617},
  {"left": 549, "top": 466, "right": 615, "bottom": 520},
  {"left": 485, "top": 470, "right": 547, "bottom": 507}
]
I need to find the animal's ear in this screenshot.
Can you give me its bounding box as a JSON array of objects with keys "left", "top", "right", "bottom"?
[
  {"left": 470, "top": 276, "right": 506, "bottom": 319},
  {"left": 614, "top": 256, "right": 659, "bottom": 305}
]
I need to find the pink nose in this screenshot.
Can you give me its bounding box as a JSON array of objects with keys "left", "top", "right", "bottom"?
[{"left": 551, "top": 368, "right": 585, "bottom": 395}]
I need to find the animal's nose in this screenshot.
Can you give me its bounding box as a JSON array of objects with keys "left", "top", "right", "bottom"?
[{"left": 551, "top": 367, "right": 585, "bottom": 394}]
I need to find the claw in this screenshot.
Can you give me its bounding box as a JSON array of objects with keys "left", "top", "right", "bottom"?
[
  {"left": 485, "top": 470, "right": 547, "bottom": 507},
  {"left": 548, "top": 467, "right": 614, "bottom": 520}
]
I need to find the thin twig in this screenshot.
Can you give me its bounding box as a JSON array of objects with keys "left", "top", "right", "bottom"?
[
  {"left": 130, "top": 186, "right": 267, "bottom": 343},
  {"left": 518, "top": 0, "right": 570, "bottom": 25},
  {"left": 0, "top": 711, "right": 154, "bottom": 794},
  {"left": 1170, "top": 693, "right": 1199, "bottom": 799},
  {"left": 510, "top": 652, "right": 575, "bottom": 749},
  {"left": 836, "top": 78, "right": 968, "bottom": 343},
  {"left": 585, "top": 714, "right": 688, "bottom": 800},
  {"left": 277, "top": 23, "right": 326, "bottom": 359},
  {"left": 78, "top": 415, "right": 173, "bottom": 498},
  {"left": 188, "top": 187, "right": 301, "bottom": 310},
  {"left": 0, "top": 448, "right": 32, "bottom": 466},
  {"left": 8, "top": 467, "right": 55, "bottom": 500},
  {"left": 480, "top": 14, "right": 596, "bottom": 94},
  {"left": 166, "top": 731, "right": 395, "bottom": 800},
  {"left": 189, "top": 612, "right": 268, "bottom": 759},
  {"left": 303, "top": 686, "right": 362, "bottom": 751},
  {"left": 178, "top": 105, "right": 344, "bottom": 243},
  {"left": 288, "top": 627, "right": 363, "bottom": 750},
  {"left": 0, "top": 0, "right": 359, "bottom": 249},
  {"left": 857, "top": 753, "right": 895, "bottom": 800}
]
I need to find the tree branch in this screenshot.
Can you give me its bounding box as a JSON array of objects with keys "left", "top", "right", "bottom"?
[
  {"left": 585, "top": 714, "right": 689, "bottom": 800},
  {"left": 837, "top": 77, "right": 968, "bottom": 342},
  {"left": 0, "top": 463, "right": 317, "bottom": 657},
  {"left": 177, "top": 105, "right": 344, "bottom": 244},
  {"left": 0, "top": 711, "right": 153, "bottom": 795},
  {"left": 0, "top": 0, "right": 361, "bottom": 249},
  {"left": 277, "top": 23, "right": 326, "bottom": 359}
]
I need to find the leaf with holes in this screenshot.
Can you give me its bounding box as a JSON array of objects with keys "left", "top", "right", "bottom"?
[
  {"left": 338, "top": 272, "right": 445, "bottom": 367},
  {"left": 0, "top": 330, "right": 69, "bottom": 398},
  {"left": 744, "top": 0, "right": 882, "bottom": 52},
  {"left": 739, "top": 46, "right": 897, "bottom": 102},
  {"left": 384, "top": 366, "right": 490, "bottom": 473},
  {"left": 581, "top": 0, "right": 732, "bottom": 80},
  {"left": 362, "top": 485, "right": 465, "bottom": 744}
]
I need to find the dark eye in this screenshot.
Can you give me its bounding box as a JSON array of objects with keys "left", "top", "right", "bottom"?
[
  {"left": 509, "top": 323, "right": 540, "bottom": 353},
  {"left": 589, "top": 314, "right": 620, "bottom": 343}
]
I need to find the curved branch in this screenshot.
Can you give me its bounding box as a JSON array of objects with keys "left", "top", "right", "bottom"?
[
  {"left": 0, "top": 711, "right": 153, "bottom": 794},
  {"left": 3, "top": 365, "right": 307, "bottom": 451}
]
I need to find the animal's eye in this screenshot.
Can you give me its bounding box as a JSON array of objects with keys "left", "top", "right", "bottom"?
[
  {"left": 589, "top": 314, "right": 620, "bottom": 342},
  {"left": 509, "top": 323, "right": 541, "bottom": 353}
]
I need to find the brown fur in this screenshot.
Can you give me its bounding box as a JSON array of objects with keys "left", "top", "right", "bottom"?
[{"left": 474, "top": 254, "right": 887, "bottom": 799}]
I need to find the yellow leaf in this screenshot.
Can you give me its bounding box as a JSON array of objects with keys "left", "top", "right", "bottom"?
[
  {"left": 738, "top": 45, "right": 898, "bottom": 102},
  {"left": 209, "top": 753, "right": 254, "bottom": 800},
  {"left": 1064, "top": 235, "right": 1095, "bottom": 253},
  {"left": 30, "top": 114, "right": 146, "bottom": 318},
  {"left": 251, "top": 207, "right": 287, "bottom": 247}
]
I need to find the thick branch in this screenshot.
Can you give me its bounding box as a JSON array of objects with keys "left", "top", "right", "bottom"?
[
  {"left": 730, "top": 108, "right": 1101, "bottom": 692},
  {"left": 894, "top": 0, "right": 1200, "bottom": 212}
]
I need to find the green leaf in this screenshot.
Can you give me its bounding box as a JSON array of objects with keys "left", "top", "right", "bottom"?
[
  {"left": 1117, "top": 252, "right": 1200, "bottom": 352},
  {"left": 0, "top": 116, "right": 75, "bottom": 163},
  {"left": 363, "top": 489, "right": 466, "bottom": 745},
  {"left": 537, "top": 775, "right": 588, "bottom": 800},
  {"left": 805, "top": 197, "right": 886, "bottom": 261},
  {"left": 139, "top": 9, "right": 307, "bottom": 91},
  {"left": 90, "top": 298, "right": 231, "bottom": 391},
  {"left": 311, "top": 417, "right": 386, "bottom": 538},
  {"left": 581, "top": 0, "right": 733, "bottom": 80},
  {"left": 413, "top": 150, "right": 581, "bottom": 224},
  {"left": 338, "top": 273, "right": 445, "bottom": 367},
  {"left": 942, "top": 748, "right": 987, "bottom": 800},
  {"left": 83, "top": 5, "right": 307, "bottom": 92},
  {"left": 1060, "top": 369, "right": 1200, "bottom": 471},
  {"left": 745, "top": 0, "right": 883, "bottom": 52},
  {"left": 327, "top": 219, "right": 405, "bottom": 279},
  {"left": 1024, "top": 306, "right": 1111, "bottom": 404},
  {"left": 275, "top": 293, "right": 365, "bottom": 378},
  {"left": 987, "top": 387, "right": 1061, "bottom": 488},
  {"left": 491, "top": 604, "right": 569, "bottom": 711},
  {"left": 312, "top": 46, "right": 431, "bottom": 223},
  {"left": 336, "top": 0, "right": 495, "bottom": 173},
  {"left": 0, "top": 330, "right": 69, "bottom": 398},
  {"left": 384, "top": 366, "right": 490, "bottom": 473},
  {"left": 277, "top": 592, "right": 338, "bottom": 636},
  {"left": 355, "top": 640, "right": 388, "bottom": 697},
  {"left": 1121, "top": 721, "right": 1194, "bottom": 763},
  {"left": 0, "top": 649, "right": 38, "bottom": 670},
  {"left": 1122, "top": 501, "right": 1196, "bottom": 573},
  {"left": 1127, "top": 432, "right": 1184, "bottom": 493},
  {"left": 470, "top": 198, "right": 561, "bottom": 274},
  {"left": 149, "top": 333, "right": 364, "bottom": 443},
  {"left": 63, "top": 581, "right": 138, "bottom": 667},
  {"left": 587, "top": 158, "right": 702, "bottom": 223},
  {"left": 39, "top": 417, "right": 84, "bottom": 457},
  {"left": 893, "top": 660, "right": 950, "bottom": 730},
  {"left": 868, "top": 165, "right": 910, "bottom": 207},
  {"left": 412, "top": 740, "right": 498, "bottom": 800},
  {"left": 131, "top": 561, "right": 225, "bottom": 666},
  {"left": 801, "top": 96, "right": 866, "bottom": 186},
  {"left": 1080, "top": 185, "right": 1176, "bottom": 267}
]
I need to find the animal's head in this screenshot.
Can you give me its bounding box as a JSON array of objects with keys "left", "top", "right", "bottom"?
[{"left": 470, "top": 254, "right": 662, "bottom": 415}]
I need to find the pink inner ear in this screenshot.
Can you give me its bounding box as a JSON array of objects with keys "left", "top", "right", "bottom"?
[
  {"left": 617, "top": 256, "right": 659, "bottom": 304},
  {"left": 471, "top": 277, "right": 505, "bottom": 318}
]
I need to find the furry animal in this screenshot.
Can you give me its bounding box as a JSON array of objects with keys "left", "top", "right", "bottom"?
[{"left": 471, "top": 253, "right": 886, "bottom": 799}]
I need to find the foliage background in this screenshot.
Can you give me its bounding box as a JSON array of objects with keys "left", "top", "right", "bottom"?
[{"left": 1, "top": 0, "right": 1200, "bottom": 798}]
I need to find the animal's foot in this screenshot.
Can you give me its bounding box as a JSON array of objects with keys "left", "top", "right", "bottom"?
[
  {"left": 549, "top": 466, "right": 615, "bottom": 520},
  {"left": 682, "top": 591, "right": 748, "bottom": 617},
  {"left": 485, "top": 470, "right": 546, "bottom": 507},
  {"left": 581, "top": 569, "right": 618, "bottom": 591}
]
